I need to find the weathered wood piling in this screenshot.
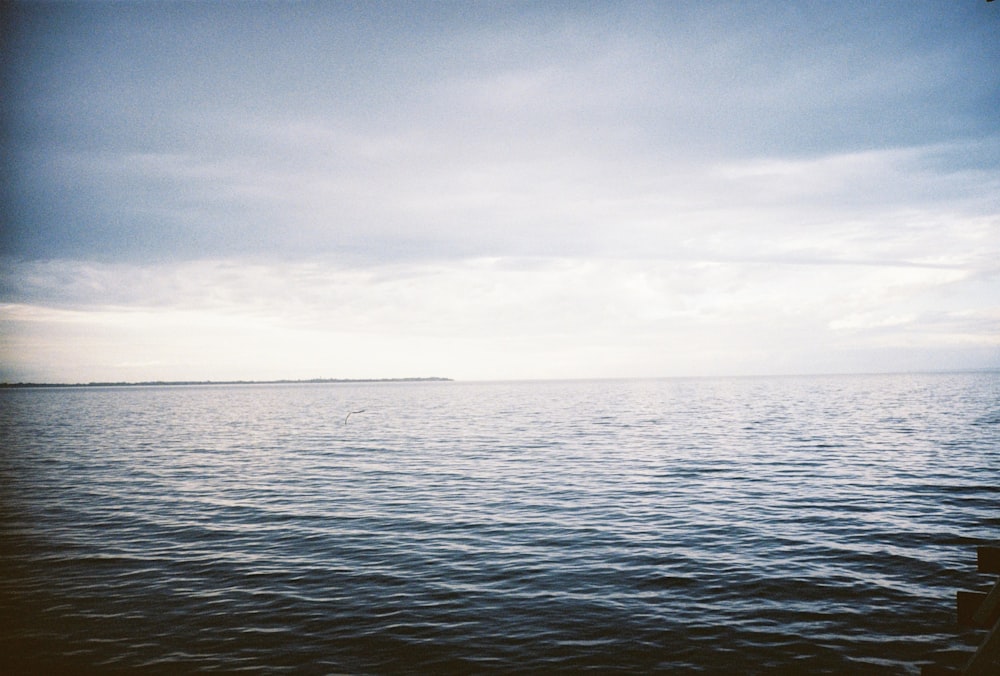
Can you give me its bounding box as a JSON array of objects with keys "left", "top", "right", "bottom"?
[{"left": 922, "top": 545, "right": 1000, "bottom": 676}]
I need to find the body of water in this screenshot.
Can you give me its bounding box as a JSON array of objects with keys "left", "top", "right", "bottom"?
[{"left": 1, "top": 373, "right": 998, "bottom": 673}]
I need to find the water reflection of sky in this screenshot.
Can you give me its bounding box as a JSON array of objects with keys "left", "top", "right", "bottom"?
[{"left": 2, "top": 374, "right": 997, "bottom": 671}]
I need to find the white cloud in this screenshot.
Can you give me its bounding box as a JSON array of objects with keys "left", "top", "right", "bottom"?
[
  {"left": 3, "top": 2, "right": 998, "bottom": 381},
  {"left": 38, "top": 126, "right": 998, "bottom": 268},
  {"left": 2, "top": 253, "right": 996, "bottom": 383}
]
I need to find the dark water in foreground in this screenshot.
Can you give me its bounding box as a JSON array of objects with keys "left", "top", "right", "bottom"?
[{"left": 1, "top": 373, "right": 998, "bottom": 674}]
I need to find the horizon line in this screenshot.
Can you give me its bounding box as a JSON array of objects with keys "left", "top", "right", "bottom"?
[
  {"left": 0, "top": 377, "right": 454, "bottom": 389},
  {"left": 3, "top": 368, "right": 999, "bottom": 389}
]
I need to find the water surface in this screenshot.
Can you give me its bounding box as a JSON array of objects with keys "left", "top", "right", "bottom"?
[{"left": 1, "top": 373, "right": 998, "bottom": 673}]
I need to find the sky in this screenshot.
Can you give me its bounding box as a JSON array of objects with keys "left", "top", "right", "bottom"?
[{"left": 1, "top": 0, "right": 998, "bottom": 383}]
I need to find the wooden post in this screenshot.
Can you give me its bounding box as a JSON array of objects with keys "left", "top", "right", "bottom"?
[
  {"left": 960, "top": 569, "right": 1000, "bottom": 675},
  {"left": 962, "top": 615, "right": 1000, "bottom": 676},
  {"left": 922, "top": 545, "right": 1000, "bottom": 675},
  {"left": 972, "top": 580, "right": 1000, "bottom": 627},
  {"left": 958, "top": 589, "right": 1000, "bottom": 629},
  {"left": 978, "top": 546, "right": 1000, "bottom": 575}
]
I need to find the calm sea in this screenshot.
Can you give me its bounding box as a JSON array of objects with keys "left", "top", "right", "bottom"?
[{"left": 1, "top": 373, "right": 998, "bottom": 674}]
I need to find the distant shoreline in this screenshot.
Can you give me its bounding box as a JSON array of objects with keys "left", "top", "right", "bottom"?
[{"left": 0, "top": 377, "right": 453, "bottom": 389}]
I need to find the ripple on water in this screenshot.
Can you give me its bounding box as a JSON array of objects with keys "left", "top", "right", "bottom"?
[{"left": 1, "top": 373, "right": 998, "bottom": 673}]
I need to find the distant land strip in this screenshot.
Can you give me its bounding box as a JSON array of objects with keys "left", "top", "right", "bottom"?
[{"left": 0, "top": 377, "right": 453, "bottom": 388}]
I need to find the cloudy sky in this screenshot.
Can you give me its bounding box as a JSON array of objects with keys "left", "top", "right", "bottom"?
[{"left": 2, "top": 1, "right": 998, "bottom": 383}]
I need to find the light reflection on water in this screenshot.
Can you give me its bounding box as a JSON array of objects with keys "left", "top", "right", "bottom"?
[{"left": 1, "top": 373, "right": 998, "bottom": 673}]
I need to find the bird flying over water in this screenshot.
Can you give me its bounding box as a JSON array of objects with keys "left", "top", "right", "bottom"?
[{"left": 344, "top": 410, "right": 366, "bottom": 424}]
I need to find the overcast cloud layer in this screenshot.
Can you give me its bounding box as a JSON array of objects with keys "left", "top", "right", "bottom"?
[{"left": 2, "top": 1, "right": 998, "bottom": 382}]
